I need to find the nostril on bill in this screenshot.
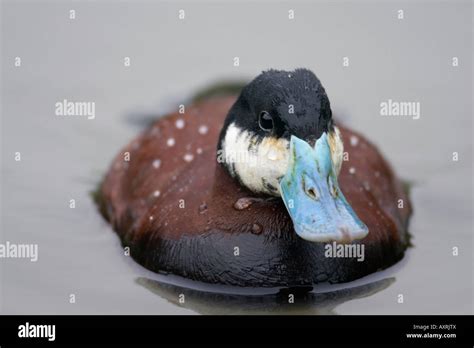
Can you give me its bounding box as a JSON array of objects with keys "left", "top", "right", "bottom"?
[
  {"left": 301, "top": 175, "right": 319, "bottom": 200},
  {"left": 328, "top": 177, "right": 338, "bottom": 198},
  {"left": 306, "top": 187, "right": 319, "bottom": 200}
]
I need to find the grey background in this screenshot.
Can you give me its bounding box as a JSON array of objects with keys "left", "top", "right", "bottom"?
[{"left": 1, "top": 0, "right": 472, "bottom": 314}]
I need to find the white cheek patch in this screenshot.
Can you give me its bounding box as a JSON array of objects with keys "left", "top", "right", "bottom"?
[{"left": 221, "top": 123, "right": 289, "bottom": 196}]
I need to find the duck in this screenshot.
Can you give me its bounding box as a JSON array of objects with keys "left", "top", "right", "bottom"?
[{"left": 97, "top": 68, "right": 412, "bottom": 288}]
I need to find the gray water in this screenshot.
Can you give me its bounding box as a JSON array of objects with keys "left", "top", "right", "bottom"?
[{"left": 1, "top": 0, "right": 472, "bottom": 314}]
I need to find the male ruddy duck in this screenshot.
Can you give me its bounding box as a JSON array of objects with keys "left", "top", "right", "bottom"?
[{"left": 98, "top": 69, "right": 411, "bottom": 287}]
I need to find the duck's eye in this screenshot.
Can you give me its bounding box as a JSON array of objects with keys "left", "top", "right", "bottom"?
[{"left": 258, "top": 111, "right": 274, "bottom": 132}]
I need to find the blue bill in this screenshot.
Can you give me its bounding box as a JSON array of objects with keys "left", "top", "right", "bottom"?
[{"left": 279, "top": 134, "right": 369, "bottom": 243}]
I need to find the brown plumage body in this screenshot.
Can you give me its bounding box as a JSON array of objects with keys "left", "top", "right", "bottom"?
[{"left": 98, "top": 96, "right": 411, "bottom": 287}]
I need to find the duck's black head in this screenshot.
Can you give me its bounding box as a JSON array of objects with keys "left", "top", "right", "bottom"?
[
  {"left": 218, "top": 68, "right": 333, "bottom": 148},
  {"left": 217, "top": 68, "right": 368, "bottom": 243},
  {"left": 218, "top": 69, "right": 341, "bottom": 195}
]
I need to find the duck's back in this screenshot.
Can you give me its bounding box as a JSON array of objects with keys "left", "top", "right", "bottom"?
[{"left": 98, "top": 96, "right": 411, "bottom": 287}]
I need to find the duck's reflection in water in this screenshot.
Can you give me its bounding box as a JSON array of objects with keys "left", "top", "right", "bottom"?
[{"left": 136, "top": 277, "right": 395, "bottom": 315}]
